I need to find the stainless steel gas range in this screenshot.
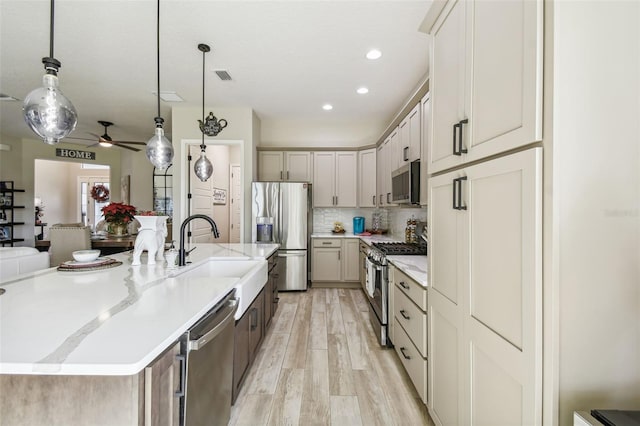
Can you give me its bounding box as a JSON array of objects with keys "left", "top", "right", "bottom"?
[{"left": 365, "top": 241, "right": 427, "bottom": 347}]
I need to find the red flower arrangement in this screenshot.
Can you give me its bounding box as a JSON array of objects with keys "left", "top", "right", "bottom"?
[{"left": 101, "top": 202, "right": 136, "bottom": 225}]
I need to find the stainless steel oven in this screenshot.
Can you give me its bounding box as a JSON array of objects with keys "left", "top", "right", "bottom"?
[
  {"left": 364, "top": 241, "right": 428, "bottom": 347},
  {"left": 365, "top": 248, "right": 389, "bottom": 346}
]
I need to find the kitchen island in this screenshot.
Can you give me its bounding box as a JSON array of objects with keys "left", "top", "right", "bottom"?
[{"left": 0, "top": 243, "right": 278, "bottom": 425}]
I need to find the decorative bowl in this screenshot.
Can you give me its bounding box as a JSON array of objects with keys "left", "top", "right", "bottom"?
[{"left": 72, "top": 249, "right": 101, "bottom": 263}]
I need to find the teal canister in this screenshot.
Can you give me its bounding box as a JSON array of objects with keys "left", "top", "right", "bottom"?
[{"left": 353, "top": 217, "right": 365, "bottom": 234}]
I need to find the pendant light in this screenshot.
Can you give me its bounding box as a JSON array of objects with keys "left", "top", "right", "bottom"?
[
  {"left": 23, "top": 0, "right": 78, "bottom": 145},
  {"left": 145, "top": 0, "right": 174, "bottom": 170},
  {"left": 193, "top": 43, "right": 213, "bottom": 182}
]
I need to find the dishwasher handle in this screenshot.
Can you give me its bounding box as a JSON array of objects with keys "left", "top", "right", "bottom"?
[{"left": 188, "top": 298, "right": 238, "bottom": 351}]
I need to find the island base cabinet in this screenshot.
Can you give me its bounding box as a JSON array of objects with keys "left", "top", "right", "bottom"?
[
  {"left": 0, "top": 342, "right": 183, "bottom": 426},
  {"left": 232, "top": 289, "right": 265, "bottom": 404}
]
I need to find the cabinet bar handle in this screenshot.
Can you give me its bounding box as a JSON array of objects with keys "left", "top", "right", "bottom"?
[
  {"left": 403, "top": 146, "right": 409, "bottom": 161},
  {"left": 335, "top": 196, "right": 338, "bottom": 205},
  {"left": 400, "top": 347, "right": 411, "bottom": 360},
  {"left": 457, "top": 176, "right": 467, "bottom": 210},
  {"left": 387, "top": 193, "right": 391, "bottom": 203},
  {"left": 286, "top": 170, "right": 290, "bottom": 180},
  {"left": 338, "top": 251, "right": 341, "bottom": 260},
  {"left": 372, "top": 195, "right": 376, "bottom": 205},
  {"left": 399, "top": 281, "right": 410, "bottom": 290},
  {"left": 175, "top": 354, "right": 186, "bottom": 397},
  {"left": 322, "top": 241, "right": 332, "bottom": 245},
  {"left": 280, "top": 171, "right": 283, "bottom": 180},
  {"left": 458, "top": 119, "right": 468, "bottom": 154},
  {"left": 453, "top": 122, "right": 460, "bottom": 155},
  {"left": 379, "top": 194, "right": 383, "bottom": 205},
  {"left": 452, "top": 177, "right": 458, "bottom": 210},
  {"left": 400, "top": 309, "right": 410, "bottom": 320}
]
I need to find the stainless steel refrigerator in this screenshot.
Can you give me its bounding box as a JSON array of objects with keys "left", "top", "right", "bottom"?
[{"left": 251, "top": 182, "right": 311, "bottom": 291}]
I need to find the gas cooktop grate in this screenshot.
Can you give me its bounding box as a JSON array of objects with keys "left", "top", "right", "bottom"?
[{"left": 372, "top": 242, "right": 427, "bottom": 256}]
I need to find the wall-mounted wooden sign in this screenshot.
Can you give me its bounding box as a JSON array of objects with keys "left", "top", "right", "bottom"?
[
  {"left": 56, "top": 148, "right": 95, "bottom": 160},
  {"left": 212, "top": 188, "right": 227, "bottom": 205}
]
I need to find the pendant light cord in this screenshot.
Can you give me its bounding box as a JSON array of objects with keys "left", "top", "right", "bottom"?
[
  {"left": 49, "top": 0, "right": 55, "bottom": 58},
  {"left": 201, "top": 46, "right": 206, "bottom": 150},
  {"left": 156, "top": 0, "right": 161, "bottom": 122}
]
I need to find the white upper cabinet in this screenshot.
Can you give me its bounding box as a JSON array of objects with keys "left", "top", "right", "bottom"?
[
  {"left": 258, "top": 151, "right": 285, "bottom": 181},
  {"left": 389, "top": 127, "right": 401, "bottom": 174},
  {"left": 400, "top": 102, "right": 422, "bottom": 164},
  {"left": 377, "top": 141, "right": 386, "bottom": 207},
  {"left": 285, "top": 152, "right": 313, "bottom": 182},
  {"left": 420, "top": 93, "right": 431, "bottom": 206},
  {"left": 258, "top": 151, "right": 313, "bottom": 182},
  {"left": 428, "top": 0, "right": 543, "bottom": 174},
  {"left": 312, "top": 151, "right": 357, "bottom": 208},
  {"left": 358, "top": 148, "right": 377, "bottom": 207}
]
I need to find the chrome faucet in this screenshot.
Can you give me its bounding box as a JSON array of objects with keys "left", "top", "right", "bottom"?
[{"left": 178, "top": 214, "right": 220, "bottom": 266}]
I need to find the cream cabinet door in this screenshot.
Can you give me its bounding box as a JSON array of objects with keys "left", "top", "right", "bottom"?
[
  {"left": 341, "top": 238, "right": 360, "bottom": 281},
  {"left": 312, "top": 152, "right": 336, "bottom": 207},
  {"left": 389, "top": 127, "right": 401, "bottom": 176},
  {"left": 284, "top": 151, "right": 313, "bottom": 182},
  {"left": 400, "top": 102, "right": 421, "bottom": 164},
  {"left": 466, "top": 0, "right": 543, "bottom": 162},
  {"left": 428, "top": 148, "right": 542, "bottom": 426},
  {"left": 377, "top": 141, "right": 387, "bottom": 207},
  {"left": 312, "top": 247, "right": 341, "bottom": 281},
  {"left": 428, "top": 0, "right": 543, "bottom": 174},
  {"left": 358, "top": 148, "right": 377, "bottom": 207},
  {"left": 461, "top": 148, "right": 542, "bottom": 426},
  {"left": 335, "top": 151, "right": 357, "bottom": 207},
  {"left": 429, "top": 0, "right": 467, "bottom": 174},
  {"left": 258, "top": 151, "right": 284, "bottom": 181},
  {"left": 420, "top": 93, "right": 431, "bottom": 206}
]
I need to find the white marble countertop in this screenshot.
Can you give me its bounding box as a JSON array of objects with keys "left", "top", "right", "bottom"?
[
  {"left": 0, "top": 243, "right": 278, "bottom": 376},
  {"left": 310, "top": 233, "right": 428, "bottom": 286},
  {"left": 388, "top": 255, "right": 428, "bottom": 287}
]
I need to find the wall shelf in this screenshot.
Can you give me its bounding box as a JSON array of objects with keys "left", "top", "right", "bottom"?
[{"left": 0, "top": 181, "right": 26, "bottom": 246}]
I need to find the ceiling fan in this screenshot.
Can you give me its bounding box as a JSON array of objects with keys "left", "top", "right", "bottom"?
[{"left": 66, "top": 121, "right": 146, "bottom": 152}]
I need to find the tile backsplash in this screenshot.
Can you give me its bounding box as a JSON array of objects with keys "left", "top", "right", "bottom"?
[{"left": 313, "top": 206, "right": 427, "bottom": 236}]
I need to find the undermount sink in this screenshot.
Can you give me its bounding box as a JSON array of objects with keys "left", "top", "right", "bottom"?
[{"left": 170, "top": 259, "right": 268, "bottom": 319}]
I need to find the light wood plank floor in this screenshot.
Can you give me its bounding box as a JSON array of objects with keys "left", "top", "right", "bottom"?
[{"left": 230, "top": 288, "right": 435, "bottom": 426}]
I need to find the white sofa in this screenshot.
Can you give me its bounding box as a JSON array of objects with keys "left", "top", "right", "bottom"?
[{"left": 0, "top": 247, "right": 50, "bottom": 282}]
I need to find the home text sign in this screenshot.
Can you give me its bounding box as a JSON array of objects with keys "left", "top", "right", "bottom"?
[{"left": 56, "top": 148, "right": 95, "bottom": 160}]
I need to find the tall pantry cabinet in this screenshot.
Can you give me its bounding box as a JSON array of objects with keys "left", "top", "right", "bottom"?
[{"left": 424, "top": 0, "right": 543, "bottom": 425}]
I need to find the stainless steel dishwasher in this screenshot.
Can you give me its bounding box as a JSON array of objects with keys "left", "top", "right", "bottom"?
[{"left": 180, "top": 290, "right": 238, "bottom": 426}]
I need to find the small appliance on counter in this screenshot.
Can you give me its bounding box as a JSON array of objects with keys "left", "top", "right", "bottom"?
[{"left": 353, "top": 217, "right": 365, "bottom": 234}]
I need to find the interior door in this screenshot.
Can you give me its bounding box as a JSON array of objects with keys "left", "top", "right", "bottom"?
[
  {"left": 79, "top": 177, "right": 110, "bottom": 230},
  {"left": 189, "top": 145, "right": 215, "bottom": 243}
]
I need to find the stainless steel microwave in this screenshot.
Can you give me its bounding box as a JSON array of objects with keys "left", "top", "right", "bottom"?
[{"left": 391, "top": 160, "right": 420, "bottom": 204}]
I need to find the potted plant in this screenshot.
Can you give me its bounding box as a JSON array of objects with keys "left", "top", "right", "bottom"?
[{"left": 101, "top": 202, "right": 136, "bottom": 236}]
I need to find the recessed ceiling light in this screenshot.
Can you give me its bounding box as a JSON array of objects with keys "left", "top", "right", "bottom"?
[
  {"left": 357, "top": 87, "right": 369, "bottom": 95},
  {"left": 366, "top": 49, "right": 382, "bottom": 60},
  {"left": 151, "top": 91, "right": 184, "bottom": 102},
  {"left": 322, "top": 104, "right": 333, "bottom": 111}
]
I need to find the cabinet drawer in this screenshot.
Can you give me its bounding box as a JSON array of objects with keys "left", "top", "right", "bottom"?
[
  {"left": 394, "top": 268, "right": 427, "bottom": 311},
  {"left": 394, "top": 284, "right": 427, "bottom": 357},
  {"left": 394, "top": 321, "right": 428, "bottom": 405},
  {"left": 313, "top": 238, "right": 341, "bottom": 248}
]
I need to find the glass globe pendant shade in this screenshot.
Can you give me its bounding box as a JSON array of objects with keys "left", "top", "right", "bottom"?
[
  {"left": 23, "top": 73, "right": 78, "bottom": 145},
  {"left": 194, "top": 150, "right": 213, "bottom": 182},
  {"left": 146, "top": 126, "right": 174, "bottom": 170}
]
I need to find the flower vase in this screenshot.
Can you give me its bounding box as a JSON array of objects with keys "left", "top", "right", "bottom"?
[
  {"left": 108, "top": 222, "right": 128, "bottom": 236},
  {"left": 132, "top": 216, "right": 169, "bottom": 266}
]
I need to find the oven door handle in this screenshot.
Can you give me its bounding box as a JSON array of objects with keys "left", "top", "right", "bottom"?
[{"left": 367, "top": 257, "right": 383, "bottom": 270}]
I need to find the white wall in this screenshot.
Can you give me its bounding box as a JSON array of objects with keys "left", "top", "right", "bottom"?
[
  {"left": 171, "top": 105, "right": 258, "bottom": 242},
  {"left": 0, "top": 137, "right": 121, "bottom": 246},
  {"left": 549, "top": 2, "right": 640, "bottom": 424}
]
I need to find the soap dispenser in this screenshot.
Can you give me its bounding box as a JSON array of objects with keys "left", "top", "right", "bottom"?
[{"left": 165, "top": 240, "right": 178, "bottom": 268}]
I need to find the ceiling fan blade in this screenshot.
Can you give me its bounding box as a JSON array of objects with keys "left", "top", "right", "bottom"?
[
  {"left": 88, "top": 142, "right": 101, "bottom": 148},
  {"left": 114, "top": 143, "right": 141, "bottom": 152},
  {"left": 65, "top": 136, "right": 96, "bottom": 142},
  {"left": 112, "top": 140, "right": 147, "bottom": 145},
  {"left": 88, "top": 132, "right": 102, "bottom": 139}
]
